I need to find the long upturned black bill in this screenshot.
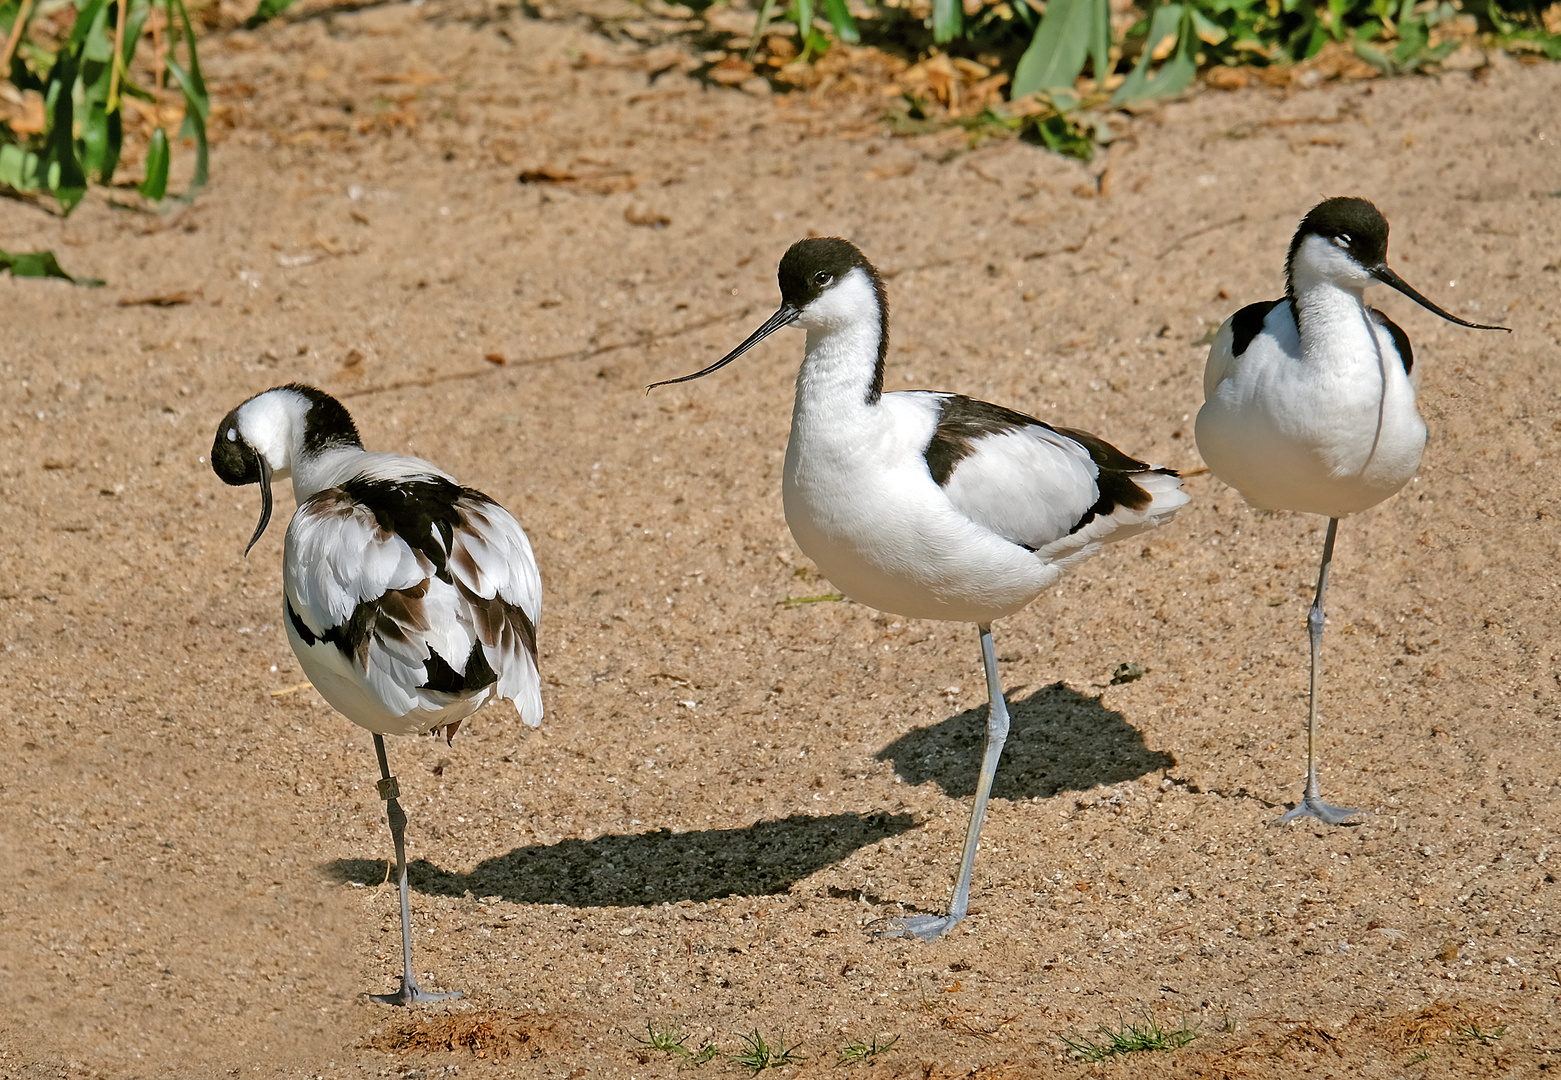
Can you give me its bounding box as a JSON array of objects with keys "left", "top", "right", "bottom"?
[
  {"left": 244, "top": 455, "right": 274, "bottom": 556},
  {"left": 1371, "top": 264, "right": 1509, "bottom": 332},
  {"left": 646, "top": 304, "right": 801, "bottom": 392}
]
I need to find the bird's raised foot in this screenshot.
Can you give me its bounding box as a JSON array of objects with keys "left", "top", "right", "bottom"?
[
  {"left": 869, "top": 913, "right": 963, "bottom": 942},
  {"left": 369, "top": 975, "right": 462, "bottom": 1007},
  {"left": 1275, "top": 792, "right": 1367, "bottom": 827}
]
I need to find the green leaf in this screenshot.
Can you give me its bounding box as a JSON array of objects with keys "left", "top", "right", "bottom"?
[
  {"left": 139, "top": 126, "right": 169, "bottom": 199},
  {"left": 80, "top": 99, "right": 121, "bottom": 179},
  {"left": 1012, "top": 0, "right": 1101, "bottom": 98},
  {"left": 1190, "top": 7, "right": 1226, "bottom": 44},
  {"left": 245, "top": 0, "right": 299, "bottom": 28},
  {"left": 82, "top": 0, "right": 114, "bottom": 63},
  {"left": 1352, "top": 38, "right": 1393, "bottom": 72},
  {"left": 163, "top": 0, "right": 209, "bottom": 193},
  {"left": 1326, "top": 0, "right": 1350, "bottom": 39},
  {"left": 793, "top": 0, "right": 812, "bottom": 38},
  {"left": 66, "top": 0, "right": 110, "bottom": 50},
  {"left": 1110, "top": 2, "right": 1196, "bottom": 107},
  {"left": 822, "top": 0, "right": 858, "bottom": 41},
  {"left": 932, "top": 0, "right": 962, "bottom": 43},
  {"left": 0, "top": 143, "right": 40, "bottom": 190},
  {"left": 0, "top": 247, "right": 105, "bottom": 286},
  {"left": 1029, "top": 112, "right": 1094, "bottom": 161},
  {"left": 40, "top": 50, "right": 88, "bottom": 212}
]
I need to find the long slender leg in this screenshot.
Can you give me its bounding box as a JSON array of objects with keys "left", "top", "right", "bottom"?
[
  {"left": 368, "top": 734, "right": 461, "bottom": 1005},
  {"left": 876, "top": 623, "right": 1011, "bottom": 941},
  {"left": 1277, "top": 519, "right": 1365, "bottom": 825}
]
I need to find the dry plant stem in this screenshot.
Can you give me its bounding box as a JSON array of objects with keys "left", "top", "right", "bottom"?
[
  {"left": 108, "top": 0, "right": 130, "bottom": 111},
  {"left": 0, "top": 0, "right": 37, "bottom": 74}
]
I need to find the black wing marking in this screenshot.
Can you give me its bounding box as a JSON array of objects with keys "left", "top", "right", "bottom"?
[
  {"left": 338, "top": 475, "right": 465, "bottom": 582},
  {"left": 288, "top": 584, "right": 503, "bottom": 696},
  {"left": 1230, "top": 299, "right": 1283, "bottom": 358},
  {"left": 1369, "top": 306, "right": 1413, "bottom": 374},
  {"left": 924, "top": 396, "right": 1171, "bottom": 539},
  {"left": 1048, "top": 424, "right": 1160, "bottom": 534},
  {"left": 924, "top": 395, "right": 1038, "bottom": 487}
]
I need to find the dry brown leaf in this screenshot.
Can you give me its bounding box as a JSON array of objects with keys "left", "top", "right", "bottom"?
[
  {"left": 707, "top": 56, "right": 755, "bottom": 85},
  {"left": 624, "top": 204, "right": 670, "bottom": 228},
  {"left": 371, "top": 70, "right": 447, "bottom": 87},
  {"left": 118, "top": 290, "right": 197, "bottom": 307}
]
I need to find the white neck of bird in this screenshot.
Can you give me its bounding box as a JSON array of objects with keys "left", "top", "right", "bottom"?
[
  {"left": 793, "top": 270, "right": 885, "bottom": 417},
  {"left": 1289, "top": 235, "right": 1377, "bottom": 340},
  {"left": 289, "top": 445, "right": 370, "bottom": 501}
]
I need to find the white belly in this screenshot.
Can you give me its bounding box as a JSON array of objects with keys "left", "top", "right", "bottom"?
[
  {"left": 284, "top": 612, "right": 490, "bottom": 736},
  {"left": 1197, "top": 324, "right": 1426, "bottom": 518},
  {"left": 782, "top": 434, "right": 1054, "bottom": 624}
]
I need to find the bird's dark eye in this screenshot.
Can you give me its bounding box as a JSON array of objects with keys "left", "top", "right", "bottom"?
[
  {"left": 1333, "top": 233, "right": 1352, "bottom": 248},
  {"left": 813, "top": 270, "right": 830, "bottom": 286}
]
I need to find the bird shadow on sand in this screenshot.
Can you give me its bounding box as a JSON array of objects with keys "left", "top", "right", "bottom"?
[
  {"left": 878, "top": 681, "right": 1174, "bottom": 800},
  {"left": 322, "top": 810, "right": 915, "bottom": 907}
]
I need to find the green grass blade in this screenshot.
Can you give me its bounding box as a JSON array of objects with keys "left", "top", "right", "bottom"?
[
  {"left": 40, "top": 51, "right": 88, "bottom": 212},
  {"left": 932, "top": 0, "right": 961, "bottom": 43},
  {"left": 66, "top": 0, "right": 110, "bottom": 50},
  {"left": 1088, "top": 0, "right": 1109, "bottom": 80},
  {"left": 139, "top": 126, "right": 169, "bottom": 198},
  {"left": 245, "top": 0, "right": 300, "bottom": 28},
  {"left": 793, "top": 0, "right": 812, "bottom": 37},
  {"left": 1012, "top": 0, "right": 1098, "bottom": 97},
  {"left": 823, "top": 0, "right": 858, "bottom": 41},
  {"left": 747, "top": 0, "right": 778, "bottom": 59},
  {"left": 0, "top": 246, "right": 104, "bottom": 286}
]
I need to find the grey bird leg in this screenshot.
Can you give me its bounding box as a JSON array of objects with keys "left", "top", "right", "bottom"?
[
  {"left": 876, "top": 623, "right": 1011, "bottom": 941},
  {"left": 368, "top": 734, "right": 461, "bottom": 1005},
  {"left": 1278, "top": 518, "right": 1366, "bottom": 825}
]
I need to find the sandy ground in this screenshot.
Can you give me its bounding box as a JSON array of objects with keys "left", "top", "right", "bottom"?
[{"left": 3, "top": 4, "right": 1561, "bottom": 1076}]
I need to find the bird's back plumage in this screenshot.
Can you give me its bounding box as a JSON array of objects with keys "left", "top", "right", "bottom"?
[{"left": 283, "top": 464, "right": 542, "bottom": 737}]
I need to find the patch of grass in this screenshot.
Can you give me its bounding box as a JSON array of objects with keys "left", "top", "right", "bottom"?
[
  {"left": 837, "top": 1033, "right": 899, "bottom": 1065},
  {"left": 1060, "top": 1012, "right": 1198, "bottom": 1061},
  {"left": 0, "top": 246, "right": 102, "bottom": 286},
  {"left": 1454, "top": 1021, "right": 1507, "bottom": 1044},
  {"left": 632, "top": 1023, "right": 718, "bottom": 1066},
  {"left": 729, "top": 1029, "right": 804, "bottom": 1073}
]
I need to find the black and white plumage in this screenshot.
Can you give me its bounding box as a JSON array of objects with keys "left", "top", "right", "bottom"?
[
  {"left": 651, "top": 237, "right": 1189, "bottom": 941},
  {"left": 211, "top": 383, "right": 542, "bottom": 1004},
  {"left": 1195, "top": 197, "right": 1507, "bottom": 826}
]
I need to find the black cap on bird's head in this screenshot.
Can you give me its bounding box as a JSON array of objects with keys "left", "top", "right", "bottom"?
[
  {"left": 210, "top": 384, "right": 362, "bottom": 556},
  {"left": 1287, "top": 196, "right": 1509, "bottom": 334},
  {"left": 647, "top": 237, "right": 889, "bottom": 393}
]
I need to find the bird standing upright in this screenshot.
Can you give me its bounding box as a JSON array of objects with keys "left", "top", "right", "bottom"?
[
  {"left": 211, "top": 384, "right": 543, "bottom": 1003},
  {"left": 1196, "top": 197, "right": 1508, "bottom": 825},
  {"left": 651, "top": 238, "right": 1189, "bottom": 941}
]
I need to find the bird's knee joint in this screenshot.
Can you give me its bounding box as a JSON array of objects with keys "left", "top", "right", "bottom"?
[{"left": 1306, "top": 606, "right": 1325, "bottom": 635}]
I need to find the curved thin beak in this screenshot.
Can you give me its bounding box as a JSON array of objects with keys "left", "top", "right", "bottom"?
[
  {"left": 647, "top": 304, "right": 801, "bottom": 392},
  {"left": 1370, "top": 264, "right": 1510, "bottom": 332},
  {"left": 244, "top": 455, "right": 274, "bottom": 556}
]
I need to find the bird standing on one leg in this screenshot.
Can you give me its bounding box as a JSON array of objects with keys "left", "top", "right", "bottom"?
[
  {"left": 651, "top": 238, "right": 1189, "bottom": 941},
  {"left": 210, "top": 384, "right": 543, "bottom": 1003},
  {"left": 1195, "top": 197, "right": 1508, "bottom": 826}
]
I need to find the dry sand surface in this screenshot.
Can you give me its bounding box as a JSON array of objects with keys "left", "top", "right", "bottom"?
[{"left": 3, "top": 4, "right": 1560, "bottom": 1076}]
